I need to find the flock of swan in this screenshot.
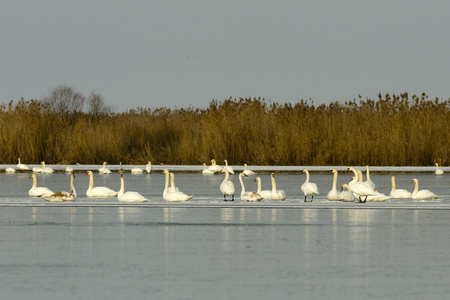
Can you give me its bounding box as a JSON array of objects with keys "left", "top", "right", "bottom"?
[{"left": 3, "top": 158, "right": 445, "bottom": 203}]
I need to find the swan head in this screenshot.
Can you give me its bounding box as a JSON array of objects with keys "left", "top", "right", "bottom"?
[
  {"left": 253, "top": 177, "right": 260, "bottom": 183},
  {"left": 85, "top": 171, "right": 93, "bottom": 176},
  {"left": 329, "top": 169, "right": 337, "bottom": 174},
  {"left": 271, "top": 173, "right": 275, "bottom": 178},
  {"left": 411, "top": 178, "right": 418, "bottom": 184},
  {"left": 340, "top": 184, "right": 349, "bottom": 191}
]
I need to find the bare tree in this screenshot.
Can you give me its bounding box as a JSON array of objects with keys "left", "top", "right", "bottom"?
[
  {"left": 87, "top": 92, "right": 113, "bottom": 115},
  {"left": 42, "top": 85, "right": 85, "bottom": 114}
]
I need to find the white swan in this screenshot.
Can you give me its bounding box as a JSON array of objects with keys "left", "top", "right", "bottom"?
[
  {"left": 118, "top": 174, "right": 148, "bottom": 202},
  {"left": 301, "top": 168, "right": 319, "bottom": 202},
  {"left": 145, "top": 161, "right": 152, "bottom": 174},
  {"left": 208, "top": 159, "right": 222, "bottom": 173},
  {"left": 223, "top": 160, "right": 235, "bottom": 174},
  {"left": 17, "top": 158, "right": 30, "bottom": 171},
  {"left": 28, "top": 174, "right": 54, "bottom": 197},
  {"left": 389, "top": 175, "right": 412, "bottom": 198},
  {"left": 85, "top": 171, "right": 119, "bottom": 197},
  {"left": 254, "top": 177, "right": 272, "bottom": 199},
  {"left": 355, "top": 170, "right": 389, "bottom": 201},
  {"left": 435, "top": 163, "right": 444, "bottom": 175},
  {"left": 238, "top": 173, "right": 263, "bottom": 202},
  {"left": 339, "top": 184, "right": 356, "bottom": 202},
  {"left": 202, "top": 163, "right": 217, "bottom": 175},
  {"left": 5, "top": 167, "right": 16, "bottom": 173},
  {"left": 32, "top": 162, "right": 43, "bottom": 173},
  {"left": 169, "top": 172, "right": 180, "bottom": 193},
  {"left": 411, "top": 178, "right": 438, "bottom": 200},
  {"left": 36, "top": 161, "right": 53, "bottom": 174},
  {"left": 220, "top": 168, "right": 235, "bottom": 201},
  {"left": 346, "top": 176, "right": 378, "bottom": 203},
  {"left": 45, "top": 173, "right": 76, "bottom": 202},
  {"left": 327, "top": 169, "right": 339, "bottom": 201},
  {"left": 365, "top": 165, "right": 376, "bottom": 189},
  {"left": 131, "top": 166, "right": 144, "bottom": 174},
  {"left": 98, "top": 162, "right": 112, "bottom": 174},
  {"left": 270, "top": 173, "right": 286, "bottom": 201},
  {"left": 242, "top": 164, "right": 256, "bottom": 176},
  {"left": 162, "top": 170, "right": 193, "bottom": 201}
]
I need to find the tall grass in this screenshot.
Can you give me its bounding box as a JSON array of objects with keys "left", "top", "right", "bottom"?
[{"left": 1, "top": 93, "right": 449, "bottom": 166}]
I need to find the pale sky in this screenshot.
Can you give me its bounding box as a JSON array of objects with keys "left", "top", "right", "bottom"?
[{"left": 1, "top": 1, "right": 450, "bottom": 112}]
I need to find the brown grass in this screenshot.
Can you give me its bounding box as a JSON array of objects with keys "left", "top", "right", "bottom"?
[{"left": 1, "top": 93, "right": 449, "bottom": 166}]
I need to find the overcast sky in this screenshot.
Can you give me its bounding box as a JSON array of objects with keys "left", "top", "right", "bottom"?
[{"left": 1, "top": 1, "right": 449, "bottom": 112}]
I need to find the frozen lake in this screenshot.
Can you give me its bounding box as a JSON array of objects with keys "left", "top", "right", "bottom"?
[{"left": 1, "top": 165, "right": 450, "bottom": 299}]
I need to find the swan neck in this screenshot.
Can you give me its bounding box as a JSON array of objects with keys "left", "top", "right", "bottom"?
[
  {"left": 239, "top": 174, "right": 245, "bottom": 194},
  {"left": 223, "top": 170, "right": 230, "bottom": 181},
  {"left": 31, "top": 175, "right": 36, "bottom": 188},
  {"left": 391, "top": 177, "right": 396, "bottom": 190},
  {"left": 256, "top": 178, "right": 261, "bottom": 193},
  {"left": 170, "top": 174, "right": 175, "bottom": 188},
  {"left": 89, "top": 173, "right": 94, "bottom": 190},
  {"left": 164, "top": 172, "right": 170, "bottom": 192},
  {"left": 271, "top": 176, "right": 277, "bottom": 192},
  {"left": 414, "top": 180, "right": 419, "bottom": 193},
  {"left": 119, "top": 176, "right": 125, "bottom": 196},
  {"left": 332, "top": 172, "right": 337, "bottom": 189},
  {"left": 366, "top": 166, "right": 371, "bottom": 180},
  {"left": 70, "top": 174, "right": 76, "bottom": 196}
]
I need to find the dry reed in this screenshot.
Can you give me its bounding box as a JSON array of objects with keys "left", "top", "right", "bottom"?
[{"left": 1, "top": 93, "right": 449, "bottom": 166}]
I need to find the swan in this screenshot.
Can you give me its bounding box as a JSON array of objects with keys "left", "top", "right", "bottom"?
[
  {"left": 41, "top": 161, "right": 54, "bottom": 174},
  {"left": 118, "top": 174, "right": 148, "bottom": 202},
  {"left": 389, "top": 176, "right": 412, "bottom": 198},
  {"left": 17, "top": 158, "right": 30, "bottom": 171},
  {"left": 85, "top": 171, "right": 119, "bottom": 197},
  {"left": 65, "top": 166, "right": 73, "bottom": 173},
  {"left": 238, "top": 173, "right": 263, "bottom": 202},
  {"left": 339, "top": 184, "right": 356, "bottom": 202},
  {"left": 353, "top": 170, "right": 389, "bottom": 201},
  {"left": 131, "top": 166, "right": 144, "bottom": 174},
  {"left": 161, "top": 169, "right": 180, "bottom": 193},
  {"left": 202, "top": 163, "right": 217, "bottom": 175},
  {"left": 32, "top": 162, "right": 43, "bottom": 173},
  {"left": 346, "top": 176, "right": 378, "bottom": 203},
  {"left": 301, "top": 168, "right": 319, "bottom": 202},
  {"left": 5, "top": 167, "right": 16, "bottom": 173},
  {"left": 435, "top": 163, "right": 444, "bottom": 175},
  {"left": 270, "top": 173, "right": 286, "bottom": 201},
  {"left": 243, "top": 164, "right": 256, "bottom": 176},
  {"left": 169, "top": 172, "right": 180, "bottom": 193},
  {"left": 118, "top": 162, "right": 125, "bottom": 174},
  {"left": 365, "top": 165, "right": 376, "bottom": 189},
  {"left": 327, "top": 169, "right": 339, "bottom": 201},
  {"left": 223, "top": 160, "right": 235, "bottom": 174},
  {"left": 44, "top": 173, "right": 76, "bottom": 202},
  {"left": 98, "top": 162, "right": 112, "bottom": 174},
  {"left": 254, "top": 177, "right": 272, "bottom": 199},
  {"left": 208, "top": 159, "right": 222, "bottom": 173},
  {"left": 411, "top": 178, "right": 438, "bottom": 200},
  {"left": 29, "top": 174, "right": 54, "bottom": 197},
  {"left": 145, "top": 161, "right": 152, "bottom": 174},
  {"left": 162, "top": 170, "right": 193, "bottom": 201},
  {"left": 220, "top": 168, "right": 235, "bottom": 201}
]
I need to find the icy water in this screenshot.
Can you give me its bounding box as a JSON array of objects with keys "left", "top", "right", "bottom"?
[{"left": 1, "top": 165, "right": 450, "bottom": 299}]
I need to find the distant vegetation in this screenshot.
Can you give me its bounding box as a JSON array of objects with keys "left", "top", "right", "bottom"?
[{"left": 0, "top": 89, "right": 449, "bottom": 166}]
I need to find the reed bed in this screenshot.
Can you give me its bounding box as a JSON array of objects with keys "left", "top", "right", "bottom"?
[{"left": 0, "top": 93, "right": 449, "bottom": 166}]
